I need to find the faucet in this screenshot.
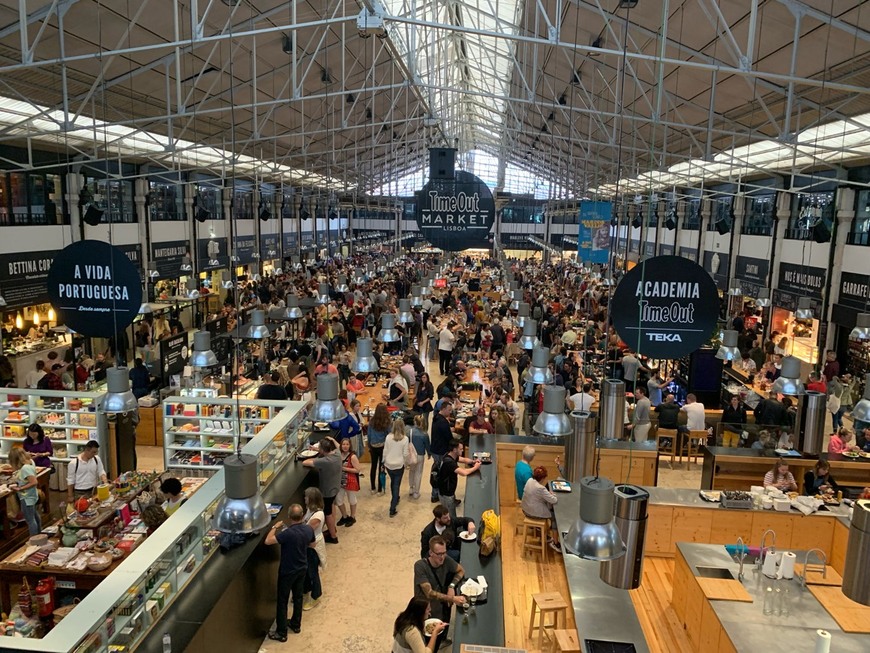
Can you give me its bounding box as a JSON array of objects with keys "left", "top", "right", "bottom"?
[
  {"left": 735, "top": 537, "right": 747, "bottom": 582},
  {"left": 757, "top": 529, "right": 776, "bottom": 570},
  {"left": 798, "top": 548, "right": 828, "bottom": 588}
]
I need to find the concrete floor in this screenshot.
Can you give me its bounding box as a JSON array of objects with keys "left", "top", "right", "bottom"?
[{"left": 132, "top": 346, "right": 849, "bottom": 652}]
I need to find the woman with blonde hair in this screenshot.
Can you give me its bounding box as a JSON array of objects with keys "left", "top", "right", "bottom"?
[
  {"left": 9, "top": 448, "right": 41, "bottom": 535},
  {"left": 383, "top": 418, "right": 411, "bottom": 517},
  {"left": 407, "top": 414, "right": 431, "bottom": 499}
]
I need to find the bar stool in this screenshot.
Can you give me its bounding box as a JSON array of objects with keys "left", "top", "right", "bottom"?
[
  {"left": 551, "top": 629, "right": 582, "bottom": 653},
  {"left": 655, "top": 427, "right": 678, "bottom": 469},
  {"left": 521, "top": 517, "right": 549, "bottom": 560},
  {"left": 686, "top": 430, "right": 708, "bottom": 469},
  {"left": 527, "top": 592, "right": 569, "bottom": 650}
]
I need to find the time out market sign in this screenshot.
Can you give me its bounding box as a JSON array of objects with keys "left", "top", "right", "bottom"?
[
  {"left": 416, "top": 170, "right": 494, "bottom": 251},
  {"left": 611, "top": 255, "right": 719, "bottom": 358}
]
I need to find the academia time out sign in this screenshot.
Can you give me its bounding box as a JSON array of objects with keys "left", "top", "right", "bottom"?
[
  {"left": 611, "top": 255, "right": 719, "bottom": 358},
  {"left": 46, "top": 240, "right": 143, "bottom": 338},
  {"left": 416, "top": 170, "right": 494, "bottom": 251}
]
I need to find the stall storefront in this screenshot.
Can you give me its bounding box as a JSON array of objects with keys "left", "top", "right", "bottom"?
[
  {"left": 731, "top": 254, "right": 771, "bottom": 328},
  {"left": 771, "top": 261, "right": 826, "bottom": 368},
  {"left": 832, "top": 270, "right": 870, "bottom": 378}
]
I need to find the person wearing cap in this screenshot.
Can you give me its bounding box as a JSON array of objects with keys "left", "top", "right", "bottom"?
[{"left": 67, "top": 440, "right": 108, "bottom": 501}]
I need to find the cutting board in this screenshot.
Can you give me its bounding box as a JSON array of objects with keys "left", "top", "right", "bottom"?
[
  {"left": 794, "top": 563, "right": 843, "bottom": 586},
  {"left": 808, "top": 585, "right": 870, "bottom": 633},
  {"left": 696, "top": 578, "right": 753, "bottom": 602}
]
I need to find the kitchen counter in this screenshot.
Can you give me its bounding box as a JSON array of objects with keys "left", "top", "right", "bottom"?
[
  {"left": 552, "top": 487, "right": 650, "bottom": 653},
  {"left": 677, "top": 542, "right": 870, "bottom": 653},
  {"left": 451, "top": 432, "right": 504, "bottom": 653}
]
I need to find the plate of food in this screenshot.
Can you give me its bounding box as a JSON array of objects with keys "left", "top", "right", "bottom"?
[
  {"left": 859, "top": 451, "right": 870, "bottom": 459},
  {"left": 699, "top": 490, "right": 721, "bottom": 502},
  {"left": 313, "top": 422, "right": 330, "bottom": 430},
  {"left": 297, "top": 450, "right": 319, "bottom": 460},
  {"left": 473, "top": 452, "right": 492, "bottom": 464},
  {"left": 459, "top": 530, "right": 476, "bottom": 541},
  {"left": 842, "top": 451, "right": 860, "bottom": 458},
  {"left": 424, "top": 619, "right": 444, "bottom": 637}
]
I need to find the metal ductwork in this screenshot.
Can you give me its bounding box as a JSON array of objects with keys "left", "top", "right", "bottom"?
[
  {"left": 600, "top": 484, "right": 649, "bottom": 589},
  {"left": 599, "top": 379, "right": 626, "bottom": 441},
  {"left": 564, "top": 411, "right": 598, "bottom": 482}
]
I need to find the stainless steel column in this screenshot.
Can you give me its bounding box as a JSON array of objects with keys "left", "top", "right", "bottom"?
[
  {"left": 600, "top": 484, "right": 649, "bottom": 589},
  {"left": 564, "top": 411, "right": 598, "bottom": 482},
  {"left": 843, "top": 500, "right": 870, "bottom": 606},
  {"left": 797, "top": 390, "right": 826, "bottom": 454},
  {"left": 599, "top": 379, "right": 626, "bottom": 441}
]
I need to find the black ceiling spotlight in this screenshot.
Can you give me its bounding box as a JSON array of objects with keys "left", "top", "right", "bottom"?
[
  {"left": 365, "top": 108, "right": 372, "bottom": 120},
  {"left": 664, "top": 209, "right": 677, "bottom": 230},
  {"left": 299, "top": 197, "right": 310, "bottom": 221},
  {"left": 83, "top": 204, "right": 104, "bottom": 226},
  {"left": 346, "top": 93, "right": 356, "bottom": 104},
  {"left": 619, "top": 0, "right": 639, "bottom": 8},
  {"left": 812, "top": 221, "right": 831, "bottom": 243},
  {"left": 631, "top": 212, "right": 642, "bottom": 229},
  {"left": 557, "top": 94, "right": 567, "bottom": 106},
  {"left": 258, "top": 202, "right": 271, "bottom": 222},
  {"left": 591, "top": 36, "right": 604, "bottom": 49},
  {"left": 328, "top": 208, "right": 339, "bottom": 221},
  {"left": 281, "top": 33, "right": 293, "bottom": 54},
  {"left": 195, "top": 206, "right": 210, "bottom": 222},
  {"left": 715, "top": 217, "right": 730, "bottom": 235}
]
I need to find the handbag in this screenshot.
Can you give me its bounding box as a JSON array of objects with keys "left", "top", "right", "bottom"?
[
  {"left": 826, "top": 393, "right": 841, "bottom": 414},
  {"left": 404, "top": 439, "right": 418, "bottom": 467}
]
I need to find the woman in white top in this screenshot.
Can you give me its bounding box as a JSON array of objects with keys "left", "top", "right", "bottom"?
[
  {"left": 521, "top": 466, "right": 561, "bottom": 551},
  {"left": 383, "top": 418, "right": 411, "bottom": 518},
  {"left": 303, "top": 487, "right": 327, "bottom": 610}
]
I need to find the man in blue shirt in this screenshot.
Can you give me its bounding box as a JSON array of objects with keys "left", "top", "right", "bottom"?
[
  {"left": 515, "top": 445, "right": 535, "bottom": 499},
  {"left": 265, "top": 504, "right": 315, "bottom": 641}
]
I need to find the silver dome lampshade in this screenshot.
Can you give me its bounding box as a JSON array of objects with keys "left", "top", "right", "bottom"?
[
  {"left": 850, "top": 373, "right": 870, "bottom": 423},
  {"left": 850, "top": 314, "right": 870, "bottom": 341},
  {"left": 770, "top": 356, "right": 805, "bottom": 395},
  {"left": 315, "top": 283, "right": 330, "bottom": 305},
  {"left": 190, "top": 331, "right": 218, "bottom": 368},
  {"left": 213, "top": 453, "right": 271, "bottom": 534},
  {"left": 516, "top": 302, "right": 530, "bottom": 328},
  {"left": 285, "top": 295, "right": 303, "bottom": 319},
  {"left": 533, "top": 385, "right": 572, "bottom": 437},
  {"left": 518, "top": 319, "right": 539, "bottom": 350},
  {"left": 102, "top": 367, "right": 139, "bottom": 414},
  {"left": 526, "top": 346, "right": 553, "bottom": 384},
  {"left": 311, "top": 373, "right": 347, "bottom": 422},
  {"left": 245, "top": 309, "right": 271, "bottom": 339},
  {"left": 378, "top": 313, "right": 400, "bottom": 343},
  {"left": 716, "top": 330, "right": 741, "bottom": 361},
  {"left": 509, "top": 282, "right": 521, "bottom": 311},
  {"left": 351, "top": 337, "right": 379, "bottom": 373},
  {"left": 138, "top": 302, "right": 153, "bottom": 315},
  {"left": 755, "top": 288, "right": 772, "bottom": 308},
  {"left": 353, "top": 268, "right": 365, "bottom": 285},
  {"left": 563, "top": 476, "right": 627, "bottom": 561},
  {"left": 336, "top": 275, "right": 349, "bottom": 293},
  {"left": 397, "top": 298, "right": 413, "bottom": 324},
  {"left": 794, "top": 297, "right": 814, "bottom": 319},
  {"left": 410, "top": 287, "right": 423, "bottom": 308},
  {"left": 292, "top": 256, "right": 303, "bottom": 272},
  {"left": 727, "top": 282, "right": 743, "bottom": 296}
]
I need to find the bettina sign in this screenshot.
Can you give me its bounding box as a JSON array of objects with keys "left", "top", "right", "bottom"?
[
  {"left": 46, "top": 240, "right": 143, "bottom": 338},
  {"left": 611, "top": 255, "right": 720, "bottom": 358},
  {"left": 416, "top": 170, "right": 494, "bottom": 251}
]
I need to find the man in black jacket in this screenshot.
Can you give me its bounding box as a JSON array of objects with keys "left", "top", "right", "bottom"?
[
  {"left": 419, "top": 504, "right": 474, "bottom": 561},
  {"left": 655, "top": 394, "right": 684, "bottom": 449}
]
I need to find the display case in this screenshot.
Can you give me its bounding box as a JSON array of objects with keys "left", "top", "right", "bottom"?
[
  {"left": 0, "top": 389, "right": 106, "bottom": 463},
  {"left": 847, "top": 338, "right": 870, "bottom": 378},
  {"left": 162, "top": 397, "right": 310, "bottom": 471},
  {"left": 0, "top": 401, "right": 308, "bottom": 652}
]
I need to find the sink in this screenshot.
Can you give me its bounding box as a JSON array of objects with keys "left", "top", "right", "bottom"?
[{"left": 695, "top": 566, "right": 736, "bottom": 580}]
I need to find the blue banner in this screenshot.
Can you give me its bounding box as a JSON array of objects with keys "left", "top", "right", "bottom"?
[{"left": 578, "top": 201, "right": 611, "bottom": 264}]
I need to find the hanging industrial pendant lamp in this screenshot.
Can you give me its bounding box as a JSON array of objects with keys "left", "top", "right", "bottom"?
[
  {"left": 525, "top": 346, "right": 553, "bottom": 384},
  {"left": 102, "top": 367, "right": 138, "bottom": 414},
  {"left": 336, "top": 275, "right": 349, "bottom": 293},
  {"left": 516, "top": 302, "right": 530, "bottom": 328},
  {"left": 850, "top": 373, "right": 870, "bottom": 422},
  {"left": 189, "top": 331, "right": 218, "bottom": 368},
  {"left": 518, "top": 319, "right": 539, "bottom": 350},
  {"left": 311, "top": 372, "right": 347, "bottom": 422},
  {"left": 410, "top": 286, "right": 423, "bottom": 308},
  {"left": 794, "top": 297, "right": 814, "bottom": 319},
  {"left": 285, "top": 295, "right": 303, "bottom": 320},
  {"left": 850, "top": 314, "right": 870, "bottom": 341},
  {"left": 727, "top": 282, "right": 743, "bottom": 297},
  {"left": 770, "top": 356, "right": 805, "bottom": 395},
  {"left": 315, "top": 283, "right": 330, "bottom": 305},
  {"left": 755, "top": 288, "right": 772, "bottom": 308},
  {"left": 533, "top": 385, "right": 572, "bottom": 437},
  {"left": 563, "top": 476, "right": 627, "bottom": 561},
  {"left": 244, "top": 310, "right": 271, "bottom": 339},
  {"left": 351, "top": 338, "right": 379, "bottom": 373},
  {"left": 213, "top": 453, "right": 271, "bottom": 535},
  {"left": 715, "top": 330, "right": 741, "bottom": 361},
  {"left": 397, "top": 298, "right": 413, "bottom": 324},
  {"left": 378, "top": 313, "right": 400, "bottom": 343}
]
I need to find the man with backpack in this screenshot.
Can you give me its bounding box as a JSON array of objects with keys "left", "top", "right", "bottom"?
[
  {"left": 429, "top": 400, "right": 454, "bottom": 502},
  {"left": 436, "top": 439, "right": 481, "bottom": 522}
]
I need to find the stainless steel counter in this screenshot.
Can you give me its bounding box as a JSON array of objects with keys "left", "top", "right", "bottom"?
[
  {"left": 552, "top": 489, "right": 650, "bottom": 653},
  {"left": 645, "top": 486, "right": 854, "bottom": 527},
  {"left": 677, "top": 542, "right": 870, "bottom": 653}
]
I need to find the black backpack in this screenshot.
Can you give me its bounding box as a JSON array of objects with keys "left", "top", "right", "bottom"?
[{"left": 429, "top": 456, "right": 443, "bottom": 489}]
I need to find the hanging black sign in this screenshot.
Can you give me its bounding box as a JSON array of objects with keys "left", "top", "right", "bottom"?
[
  {"left": 150, "top": 240, "right": 188, "bottom": 279},
  {"left": 0, "top": 250, "right": 60, "bottom": 309},
  {"left": 777, "top": 262, "right": 825, "bottom": 299},
  {"left": 232, "top": 236, "right": 257, "bottom": 265},
  {"left": 159, "top": 332, "right": 188, "bottom": 381},
  {"left": 702, "top": 251, "right": 729, "bottom": 292},
  {"left": 196, "top": 237, "right": 229, "bottom": 271},
  {"left": 260, "top": 233, "right": 280, "bottom": 260},
  {"left": 643, "top": 242, "right": 656, "bottom": 258},
  {"left": 630, "top": 239, "right": 640, "bottom": 253},
  {"left": 734, "top": 255, "right": 769, "bottom": 285},
  {"left": 500, "top": 233, "right": 533, "bottom": 247},
  {"left": 611, "top": 255, "right": 720, "bottom": 358},
  {"left": 659, "top": 244, "right": 675, "bottom": 256},
  {"left": 838, "top": 271, "right": 869, "bottom": 310},
  {"left": 46, "top": 240, "right": 143, "bottom": 338},
  {"left": 416, "top": 170, "right": 495, "bottom": 251}
]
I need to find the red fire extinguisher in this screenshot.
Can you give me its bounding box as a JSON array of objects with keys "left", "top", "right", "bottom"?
[{"left": 35, "top": 577, "right": 55, "bottom": 618}]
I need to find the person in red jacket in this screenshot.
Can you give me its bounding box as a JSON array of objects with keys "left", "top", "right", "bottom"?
[{"left": 806, "top": 371, "right": 827, "bottom": 394}]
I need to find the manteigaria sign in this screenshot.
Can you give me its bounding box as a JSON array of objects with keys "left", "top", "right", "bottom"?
[
  {"left": 611, "top": 255, "right": 720, "bottom": 358},
  {"left": 416, "top": 170, "right": 495, "bottom": 251},
  {"left": 46, "top": 240, "right": 143, "bottom": 338}
]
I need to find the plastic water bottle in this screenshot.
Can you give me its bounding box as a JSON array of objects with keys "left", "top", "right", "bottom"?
[{"left": 162, "top": 633, "right": 171, "bottom": 653}]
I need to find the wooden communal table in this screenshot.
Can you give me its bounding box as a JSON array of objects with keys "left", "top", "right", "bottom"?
[
  {"left": 0, "top": 468, "right": 52, "bottom": 540},
  {"left": 0, "top": 520, "right": 123, "bottom": 613}
]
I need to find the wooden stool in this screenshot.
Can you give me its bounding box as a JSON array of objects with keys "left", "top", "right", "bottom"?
[
  {"left": 655, "top": 428, "right": 678, "bottom": 469},
  {"left": 551, "top": 629, "right": 581, "bottom": 653},
  {"left": 528, "top": 592, "right": 569, "bottom": 651},
  {"left": 521, "top": 517, "right": 549, "bottom": 560},
  {"left": 686, "top": 430, "right": 708, "bottom": 469}
]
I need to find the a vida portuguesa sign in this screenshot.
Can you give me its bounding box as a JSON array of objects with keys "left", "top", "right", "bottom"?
[
  {"left": 611, "top": 255, "right": 720, "bottom": 358},
  {"left": 416, "top": 170, "right": 494, "bottom": 251},
  {"left": 46, "top": 240, "right": 143, "bottom": 338}
]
